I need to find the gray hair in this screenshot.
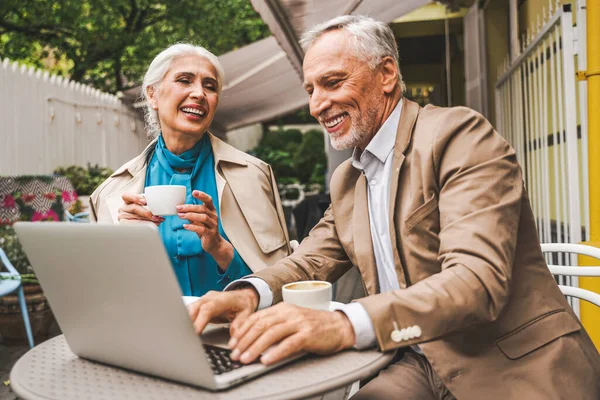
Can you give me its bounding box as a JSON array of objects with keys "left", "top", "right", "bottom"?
[
  {"left": 300, "top": 15, "right": 406, "bottom": 93},
  {"left": 141, "top": 43, "right": 225, "bottom": 137}
]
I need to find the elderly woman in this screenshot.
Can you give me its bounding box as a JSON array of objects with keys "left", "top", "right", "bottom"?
[{"left": 89, "top": 43, "right": 291, "bottom": 296}]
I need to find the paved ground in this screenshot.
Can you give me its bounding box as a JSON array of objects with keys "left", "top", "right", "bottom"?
[{"left": 0, "top": 323, "right": 60, "bottom": 400}]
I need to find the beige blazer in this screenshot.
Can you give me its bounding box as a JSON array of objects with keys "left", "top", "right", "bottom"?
[
  {"left": 89, "top": 133, "right": 291, "bottom": 272},
  {"left": 253, "top": 99, "right": 600, "bottom": 399}
]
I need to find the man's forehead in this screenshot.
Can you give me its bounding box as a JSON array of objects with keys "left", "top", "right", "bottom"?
[{"left": 302, "top": 32, "right": 359, "bottom": 83}]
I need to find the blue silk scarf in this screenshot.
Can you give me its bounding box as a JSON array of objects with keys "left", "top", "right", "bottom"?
[{"left": 145, "top": 134, "right": 246, "bottom": 295}]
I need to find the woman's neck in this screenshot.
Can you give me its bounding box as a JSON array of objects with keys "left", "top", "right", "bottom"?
[{"left": 162, "top": 132, "right": 205, "bottom": 155}]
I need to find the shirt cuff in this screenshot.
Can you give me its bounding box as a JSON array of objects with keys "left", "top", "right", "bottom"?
[
  {"left": 330, "top": 302, "right": 377, "bottom": 349},
  {"left": 224, "top": 277, "right": 273, "bottom": 310}
]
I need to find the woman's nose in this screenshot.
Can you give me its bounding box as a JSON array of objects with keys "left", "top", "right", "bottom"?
[{"left": 190, "top": 83, "right": 205, "bottom": 100}]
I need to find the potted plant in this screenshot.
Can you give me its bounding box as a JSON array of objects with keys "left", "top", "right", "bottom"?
[
  {"left": 53, "top": 163, "right": 113, "bottom": 213},
  {"left": 0, "top": 175, "right": 75, "bottom": 343}
]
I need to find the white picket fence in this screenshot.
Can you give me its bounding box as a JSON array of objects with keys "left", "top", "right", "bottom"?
[{"left": 0, "top": 58, "right": 149, "bottom": 175}]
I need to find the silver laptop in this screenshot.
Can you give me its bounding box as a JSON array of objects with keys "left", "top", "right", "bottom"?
[{"left": 14, "top": 221, "right": 299, "bottom": 390}]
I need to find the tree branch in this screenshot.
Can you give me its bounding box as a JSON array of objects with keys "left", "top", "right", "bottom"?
[
  {"left": 114, "top": 56, "right": 123, "bottom": 92},
  {"left": 140, "top": 13, "right": 168, "bottom": 29},
  {"left": 125, "top": 0, "right": 139, "bottom": 31},
  {"left": 0, "top": 19, "right": 73, "bottom": 37}
]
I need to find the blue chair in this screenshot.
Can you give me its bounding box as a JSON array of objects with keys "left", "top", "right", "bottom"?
[
  {"left": 65, "top": 209, "right": 90, "bottom": 223},
  {"left": 0, "top": 247, "right": 34, "bottom": 348}
]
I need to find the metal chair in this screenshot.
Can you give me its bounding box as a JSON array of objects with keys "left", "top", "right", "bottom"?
[
  {"left": 65, "top": 209, "right": 90, "bottom": 223},
  {"left": 0, "top": 247, "right": 34, "bottom": 348},
  {"left": 540, "top": 243, "right": 600, "bottom": 307}
]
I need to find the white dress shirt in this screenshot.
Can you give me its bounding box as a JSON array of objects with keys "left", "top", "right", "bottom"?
[{"left": 227, "top": 100, "right": 405, "bottom": 350}]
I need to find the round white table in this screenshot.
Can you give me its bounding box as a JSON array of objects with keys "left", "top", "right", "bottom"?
[{"left": 10, "top": 335, "right": 395, "bottom": 400}]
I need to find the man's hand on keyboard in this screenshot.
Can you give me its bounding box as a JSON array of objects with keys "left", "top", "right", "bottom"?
[
  {"left": 188, "top": 288, "right": 259, "bottom": 334},
  {"left": 228, "top": 303, "right": 355, "bottom": 366}
]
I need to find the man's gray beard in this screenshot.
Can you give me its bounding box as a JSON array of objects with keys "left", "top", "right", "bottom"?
[
  {"left": 329, "top": 106, "right": 379, "bottom": 150},
  {"left": 329, "top": 127, "right": 364, "bottom": 150}
]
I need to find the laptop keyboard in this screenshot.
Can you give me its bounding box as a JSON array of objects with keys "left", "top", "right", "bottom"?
[{"left": 203, "top": 344, "right": 245, "bottom": 375}]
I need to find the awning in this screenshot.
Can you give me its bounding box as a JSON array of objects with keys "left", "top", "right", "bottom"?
[
  {"left": 125, "top": 0, "right": 432, "bottom": 136},
  {"left": 213, "top": 36, "right": 308, "bottom": 135},
  {"left": 250, "top": 0, "right": 432, "bottom": 74}
]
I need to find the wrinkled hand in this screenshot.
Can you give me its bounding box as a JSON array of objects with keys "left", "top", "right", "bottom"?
[
  {"left": 118, "top": 192, "right": 164, "bottom": 225},
  {"left": 228, "top": 303, "right": 356, "bottom": 365},
  {"left": 176, "top": 190, "right": 222, "bottom": 251},
  {"left": 177, "top": 190, "right": 234, "bottom": 268},
  {"left": 188, "top": 288, "right": 259, "bottom": 334}
]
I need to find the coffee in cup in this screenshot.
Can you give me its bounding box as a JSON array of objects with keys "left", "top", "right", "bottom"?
[
  {"left": 143, "top": 185, "right": 186, "bottom": 216},
  {"left": 282, "top": 280, "right": 332, "bottom": 311}
]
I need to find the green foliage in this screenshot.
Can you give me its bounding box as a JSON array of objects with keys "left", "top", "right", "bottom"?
[
  {"left": 265, "top": 106, "right": 315, "bottom": 126},
  {"left": 0, "top": 0, "right": 270, "bottom": 93},
  {"left": 250, "top": 128, "right": 326, "bottom": 188},
  {"left": 53, "top": 164, "right": 113, "bottom": 195},
  {"left": 293, "top": 130, "right": 326, "bottom": 186},
  {"left": 0, "top": 225, "right": 33, "bottom": 276}
]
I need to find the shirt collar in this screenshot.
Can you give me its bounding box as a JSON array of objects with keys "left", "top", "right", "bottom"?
[{"left": 352, "top": 99, "right": 403, "bottom": 168}]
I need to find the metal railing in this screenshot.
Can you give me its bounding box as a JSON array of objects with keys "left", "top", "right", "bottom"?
[{"left": 495, "top": 3, "right": 588, "bottom": 315}]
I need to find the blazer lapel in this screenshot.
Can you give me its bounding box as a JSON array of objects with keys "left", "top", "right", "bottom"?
[
  {"left": 389, "top": 98, "right": 419, "bottom": 223},
  {"left": 352, "top": 173, "right": 379, "bottom": 295},
  {"left": 386, "top": 99, "right": 420, "bottom": 286}
]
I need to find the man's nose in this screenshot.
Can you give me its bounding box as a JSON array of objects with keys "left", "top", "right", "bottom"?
[{"left": 309, "top": 88, "right": 331, "bottom": 119}]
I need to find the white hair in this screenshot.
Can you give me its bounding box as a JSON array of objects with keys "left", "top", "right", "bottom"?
[
  {"left": 141, "top": 43, "right": 225, "bottom": 137},
  {"left": 300, "top": 15, "right": 406, "bottom": 93}
]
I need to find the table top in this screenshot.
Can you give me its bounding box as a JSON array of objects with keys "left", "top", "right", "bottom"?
[{"left": 11, "top": 335, "right": 394, "bottom": 400}]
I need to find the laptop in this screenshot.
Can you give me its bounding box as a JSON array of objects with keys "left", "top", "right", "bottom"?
[{"left": 13, "top": 222, "right": 300, "bottom": 390}]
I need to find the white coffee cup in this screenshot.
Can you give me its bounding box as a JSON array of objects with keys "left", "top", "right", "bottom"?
[
  {"left": 282, "top": 281, "right": 332, "bottom": 311},
  {"left": 143, "top": 185, "right": 186, "bottom": 216}
]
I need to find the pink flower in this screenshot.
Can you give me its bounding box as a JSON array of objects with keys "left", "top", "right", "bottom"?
[
  {"left": 32, "top": 210, "right": 60, "bottom": 222},
  {"left": 22, "top": 194, "right": 36, "bottom": 202},
  {"left": 62, "top": 191, "right": 72, "bottom": 202},
  {"left": 43, "top": 192, "right": 57, "bottom": 201},
  {"left": 2, "top": 194, "right": 15, "bottom": 208},
  {"left": 45, "top": 210, "right": 60, "bottom": 221}
]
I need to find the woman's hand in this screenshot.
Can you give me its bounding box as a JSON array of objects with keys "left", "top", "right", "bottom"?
[
  {"left": 118, "top": 192, "right": 164, "bottom": 225},
  {"left": 177, "top": 190, "right": 234, "bottom": 269}
]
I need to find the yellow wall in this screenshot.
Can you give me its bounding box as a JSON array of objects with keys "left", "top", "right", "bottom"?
[{"left": 519, "top": 0, "right": 574, "bottom": 38}]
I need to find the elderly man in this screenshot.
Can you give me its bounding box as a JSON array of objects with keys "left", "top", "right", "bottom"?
[{"left": 188, "top": 15, "right": 600, "bottom": 399}]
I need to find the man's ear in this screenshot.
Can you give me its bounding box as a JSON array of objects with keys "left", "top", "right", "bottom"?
[
  {"left": 146, "top": 86, "right": 158, "bottom": 109},
  {"left": 379, "top": 56, "right": 398, "bottom": 94}
]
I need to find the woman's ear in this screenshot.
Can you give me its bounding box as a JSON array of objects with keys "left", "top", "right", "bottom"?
[{"left": 146, "top": 86, "right": 158, "bottom": 110}]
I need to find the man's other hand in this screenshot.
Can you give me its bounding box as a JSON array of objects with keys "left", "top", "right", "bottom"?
[
  {"left": 187, "top": 288, "right": 259, "bottom": 334},
  {"left": 228, "top": 303, "right": 356, "bottom": 365}
]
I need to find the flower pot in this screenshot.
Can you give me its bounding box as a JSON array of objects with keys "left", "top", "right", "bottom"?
[{"left": 0, "top": 284, "right": 56, "bottom": 344}]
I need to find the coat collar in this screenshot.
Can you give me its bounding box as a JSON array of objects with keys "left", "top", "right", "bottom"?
[
  {"left": 208, "top": 132, "right": 248, "bottom": 167},
  {"left": 104, "top": 132, "right": 249, "bottom": 223},
  {"left": 394, "top": 97, "right": 420, "bottom": 155},
  {"left": 110, "top": 131, "right": 248, "bottom": 179}
]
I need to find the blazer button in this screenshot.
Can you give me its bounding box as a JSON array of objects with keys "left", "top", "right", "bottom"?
[
  {"left": 411, "top": 325, "right": 422, "bottom": 338},
  {"left": 176, "top": 255, "right": 183, "bottom": 261},
  {"left": 401, "top": 329, "right": 411, "bottom": 341},
  {"left": 391, "top": 330, "right": 403, "bottom": 343}
]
